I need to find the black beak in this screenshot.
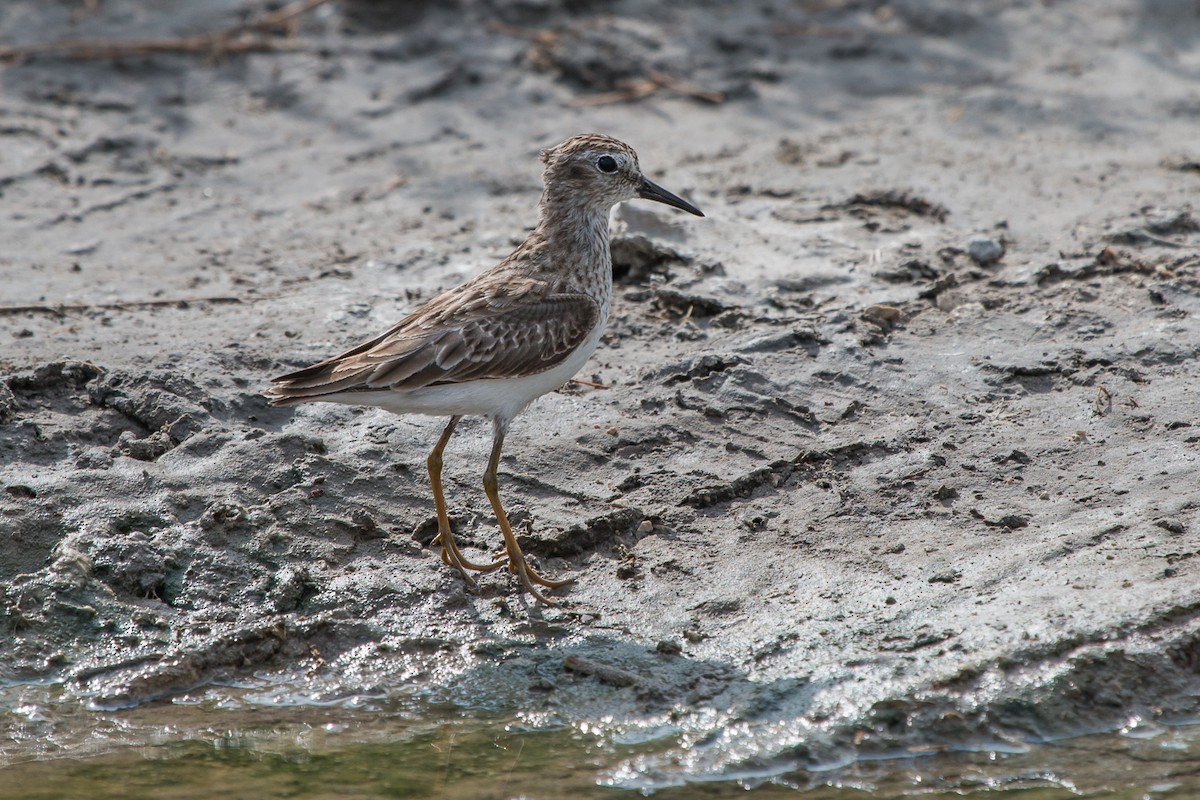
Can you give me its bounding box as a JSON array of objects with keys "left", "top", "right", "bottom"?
[{"left": 638, "top": 178, "right": 704, "bottom": 217}]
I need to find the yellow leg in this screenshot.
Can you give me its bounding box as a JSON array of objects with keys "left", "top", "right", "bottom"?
[
  {"left": 483, "top": 419, "right": 573, "bottom": 605},
  {"left": 427, "top": 416, "right": 503, "bottom": 583}
]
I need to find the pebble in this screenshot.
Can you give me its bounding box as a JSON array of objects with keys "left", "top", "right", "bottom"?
[
  {"left": 967, "top": 236, "right": 1005, "bottom": 265},
  {"left": 655, "top": 639, "right": 682, "bottom": 656},
  {"left": 563, "top": 655, "right": 639, "bottom": 687}
]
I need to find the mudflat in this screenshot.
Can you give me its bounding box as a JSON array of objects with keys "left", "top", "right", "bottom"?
[{"left": 2, "top": 0, "right": 1198, "bottom": 782}]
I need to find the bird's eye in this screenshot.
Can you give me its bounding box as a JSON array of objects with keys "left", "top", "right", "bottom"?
[{"left": 596, "top": 155, "right": 618, "bottom": 173}]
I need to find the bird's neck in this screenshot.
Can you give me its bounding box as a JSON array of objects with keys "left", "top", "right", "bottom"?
[
  {"left": 535, "top": 193, "right": 611, "bottom": 260},
  {"left": 531, "top": 192, "right": 613, "bottom": 298}
]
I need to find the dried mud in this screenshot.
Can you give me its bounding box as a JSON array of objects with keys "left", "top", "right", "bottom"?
[{"left": 2, "top": 0, "right": 1199, "bottom": 785}]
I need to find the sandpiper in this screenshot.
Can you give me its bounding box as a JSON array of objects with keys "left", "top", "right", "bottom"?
[{"left": 264, "top": 133, "right": 703, "bottom": 604}]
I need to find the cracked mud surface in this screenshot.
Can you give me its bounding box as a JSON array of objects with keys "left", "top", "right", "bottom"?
[{"left": 2, "top": 0, "right": 1199, "bottom": 784}]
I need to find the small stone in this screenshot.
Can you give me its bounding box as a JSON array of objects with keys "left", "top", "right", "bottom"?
[
  {"left": 563, "top": 655, "right": 638, "bottom": 687},
  {"left": 636, "top": 519, "right": 654, "bottom": 535},
  {"left": 994, "top": 514, "right": 1029, "bottom": 530},
  {"left": 861, "top": 304, "right": 903, "bottom": 331},
  {"left": 655, "top": 639, "right": 682, "bottom": 656},
  {"left": 75, "top": 448, "right": 114, "bottom": 470},
  {"left": 1155, "top": 518, "right": 1186, "bottom": 534},
  {"left": 114, "top": 429, "right": 173, "bottom": 462},
  {"left": 967, "top": 236, "right": 1004, "bottom": 265},
  {"left": 932, "top": 484, "right": 959, "bottom": 502},
  {"left": 64, "top": 240, "right": 101, "bottom": 256},
  {"left": 166, "top": 413, "right": 204, "bottom": 444}
]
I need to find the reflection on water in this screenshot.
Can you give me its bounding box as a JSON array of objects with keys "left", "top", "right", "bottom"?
[{"left": 1, "top": 685, "right": 1199, "bottom": 799}]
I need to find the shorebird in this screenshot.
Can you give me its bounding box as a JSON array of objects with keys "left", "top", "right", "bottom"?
[{"left": 265, "top": 134, "right": 703, "bottom": 604}]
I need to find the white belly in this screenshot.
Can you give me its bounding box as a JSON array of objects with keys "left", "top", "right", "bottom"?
[{"left": 320, "top": 312, "right": 607, "bottom": 421}]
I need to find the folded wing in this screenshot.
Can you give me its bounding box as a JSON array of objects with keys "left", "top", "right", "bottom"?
[{"left": 265, "top": 291, "right": 599, "bottom": 404}]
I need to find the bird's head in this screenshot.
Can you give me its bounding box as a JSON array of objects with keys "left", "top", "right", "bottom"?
[{"left": 539, "top": 133, "right": 703, "bottom": 217}]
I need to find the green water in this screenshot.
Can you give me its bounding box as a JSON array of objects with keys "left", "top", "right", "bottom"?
[{"left": 3, "top": 699, "right": 1199, "bottom": 800}]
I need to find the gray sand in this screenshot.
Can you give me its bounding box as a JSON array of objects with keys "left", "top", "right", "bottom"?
[{"left": 2, "top": 0, "right": 1199, "bottom": 783}]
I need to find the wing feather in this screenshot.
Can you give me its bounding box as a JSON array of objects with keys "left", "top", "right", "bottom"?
[{"left": 265, "top": 284, "right": 600, "bottom": 405}]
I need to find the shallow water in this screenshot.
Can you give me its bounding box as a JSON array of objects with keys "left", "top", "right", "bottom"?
[{"left": 3, "top": 684, "right": 1199, "bottom": 800}]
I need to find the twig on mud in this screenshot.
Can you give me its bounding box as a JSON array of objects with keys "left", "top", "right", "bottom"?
[
  {"left": 0, "top": 295, "right": 248, "bottom": 317},
  {"left": 646, "top": 70, "right": 726, "bottom": 104},
  {"left": 570, "top": 70, "right": 725, "bottom": 107},
  {"left": 569, "top": 78, "right": 659, "bottom": 107},
  {"left": 486, "top": 21, "right": 558, "bottom": 46},
  {"left": 568, "top": 378, "right": 610, "bottom": 390},
  {"left": 1107, "top": 228, "right": 1186, "bottom": 249},
  {"left": 487, "top": 22, "right": 724, "bottom": 106},
  {"left": 0, "top": 0, "right": 334, "bottom": 64},
  {"left": 1093, "top": 385, "right": 1113, "bottom": 417}
]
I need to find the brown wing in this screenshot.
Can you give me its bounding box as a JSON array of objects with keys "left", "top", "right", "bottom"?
[{"left": 264, "top": 291, "right": 599, "bottom": 404}]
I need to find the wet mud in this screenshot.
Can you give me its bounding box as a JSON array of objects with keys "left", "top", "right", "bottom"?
[{"left": 2, "top": 0, "right": 1199, "bottom": 784}]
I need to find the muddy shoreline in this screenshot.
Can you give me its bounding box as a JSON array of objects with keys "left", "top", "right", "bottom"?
[{"left": 3, "top": 0, "right": 1200, "bottom": 782}]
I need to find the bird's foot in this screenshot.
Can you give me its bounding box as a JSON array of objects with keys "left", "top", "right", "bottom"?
[
  {"left": 506, "top": 550, "right": 574, "bottom": 605},
  {"left": 434, "top": 533, "right": 506, "bottom": 580}
]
